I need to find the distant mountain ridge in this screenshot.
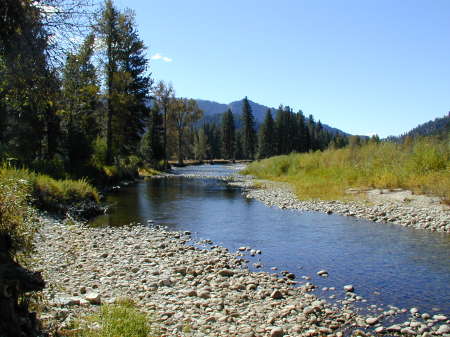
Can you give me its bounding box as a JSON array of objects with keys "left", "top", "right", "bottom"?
[
  {"left": 404, "top": 113, "right": 450, "bottom": 138},
  {"left": 195, "top": 98, "right": 348, "bottom": 135}
]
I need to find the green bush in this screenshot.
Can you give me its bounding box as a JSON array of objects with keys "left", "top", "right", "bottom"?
[
  {"left": 0, "top": 171, "right": 38, "bottom": 263},
  {"left": 76, "top": 298, "right": 158, "bottom": 337},
  {"left": 0, "top": 166, "right": 100, "bottom": 214}
]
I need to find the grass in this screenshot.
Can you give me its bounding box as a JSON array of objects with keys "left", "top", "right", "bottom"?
[
  {"left": 74, "top": 298, "right": 159, "bottom": 337},
  {"left": 0, "top": 171, "right": 38, "bottom": 263},
  {"left": 243, "top": 137, "right": 450, "bottom": 203},
  {"left": 0, "top": 165, "right": 100, "bottom": 214},
  {"left": 138, "top": 167, "right": 161, "bottom": 177}
]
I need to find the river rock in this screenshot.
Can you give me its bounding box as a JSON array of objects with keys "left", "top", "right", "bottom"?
[
  {"left": 85, "top": 292, "right": 101, "bottom": 305},
  {"left": 433, "top": 315, "right": 447, "bottom": 321},
  {"left": 436, "top": 325, "right": 449, "bottom": 335},
  {"left": 218, "top": 269, "right": 235, "bottom": 277},
  {"left": 317, "top": 270, "right": 328, "bottom": 277},
  {"left": 344, "top": 284, "right": 354, "bottom": 292},
  {"left": 270, "top": 327, "right": 284, "bottom": 337},
  {"left": 365, "top": 317, "right": 378, "bottom": 325},
  {"left": 271, "top": 290, "right": 283, "bottom": 299}
]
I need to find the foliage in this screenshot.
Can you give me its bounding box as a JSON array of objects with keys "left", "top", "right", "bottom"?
[
  {"left": 76, "top": 298, "right": 158, "bottom": 337},
  {"left": 241, "top": 97, "right": 257, "bottom": 159},
  {"left": 243, "top": 137, "right": 450, "bottom": 202},
  {"left": 0, "top": 169, "right": 38, "bottom": 262},
  {"left": 168, "top": 97, "right": 203, "bottom": 164},
  {"left": 221, "top": 109, "right": 235, "bottom": 160},
  {"left": 258, "top": 109, "right": 275, "bottom": 159},
  {"left": 0, "top": 166, "right": 100, "bottom": 215}
]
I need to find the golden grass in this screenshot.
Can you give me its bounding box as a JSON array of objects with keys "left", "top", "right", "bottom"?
[{"left": 243, "top": 138, "right": 450, "bottom": 202}]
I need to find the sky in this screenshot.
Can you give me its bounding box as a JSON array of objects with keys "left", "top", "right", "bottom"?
[{"left": 112, "top": 0, "right": 450, "bottom": 137}]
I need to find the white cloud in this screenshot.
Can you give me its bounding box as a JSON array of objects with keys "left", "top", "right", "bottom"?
[{"left": 151, "top": 53, "right": 173, "bottom": 62}]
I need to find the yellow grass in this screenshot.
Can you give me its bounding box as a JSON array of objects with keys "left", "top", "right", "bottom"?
[{"left": 243, "top": 138, "right": 450, "bottom": 203}]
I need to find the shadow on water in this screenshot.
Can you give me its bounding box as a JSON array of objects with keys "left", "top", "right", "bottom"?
[{"left": 91, "top": 165, "right": 450, "bottom": 317}]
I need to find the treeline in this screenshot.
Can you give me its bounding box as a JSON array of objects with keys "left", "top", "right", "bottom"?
[
  {"left": 192, "top": 97, "right": 349, "bottom": 161},
  {"left": 0, "top": 0, "right": 203, "bottom": 182},
  {"left": 386, "top": 112, "right": 450, "bottom": 142}
]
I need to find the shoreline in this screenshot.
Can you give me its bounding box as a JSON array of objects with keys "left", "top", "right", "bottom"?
[
  {"left": 228, "top": 174, "right": 449, "bottom": 234},
  {"left": 35, "top": 216, "right": 449, "bottom": 336}
]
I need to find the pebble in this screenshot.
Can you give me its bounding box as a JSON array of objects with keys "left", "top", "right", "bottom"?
[
  {"left": 33, "top": 211, "right": 449, "bottom": 336},
  {"left": 234, "top": 175, "right": 450, "bottom": 233},
  {"left": 344, "top": 284, "right": 354, "bottom": 292}
]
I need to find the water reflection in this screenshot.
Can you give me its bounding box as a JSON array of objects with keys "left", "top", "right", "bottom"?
[{"left": 91, "top": 165, "right": 450, "bottom": 316}]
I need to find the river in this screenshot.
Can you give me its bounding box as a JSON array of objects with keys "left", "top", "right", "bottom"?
[{"left": 91, "top": 164, "right": 450, "bottom": 319}]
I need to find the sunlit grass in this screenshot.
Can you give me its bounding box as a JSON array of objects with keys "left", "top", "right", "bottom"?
[
  {"left": 0, "top": 166, "right": 100, "bottom": 212},
  {"left": 243, "top": 138, "right": 450, "bottom": 203},
  {"left": 75, "top": 298, "right": 159, "bottom": 337}
]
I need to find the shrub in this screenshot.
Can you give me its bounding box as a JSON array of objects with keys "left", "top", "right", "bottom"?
[
  {"left": 0, "top": 172, "right": 38, "bottom": 262},
  {"left": 76, "top": 298, "right": 158, "bottom": 337}
]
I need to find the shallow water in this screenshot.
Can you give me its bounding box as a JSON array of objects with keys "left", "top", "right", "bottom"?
[{"left": 91, "top": 165, "right": 450, "bottom": 317}]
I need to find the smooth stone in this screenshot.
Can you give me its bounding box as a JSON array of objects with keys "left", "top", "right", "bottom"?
[
  {"left": 270, "top": 290, "right": 283, "bottom": 299},
  {"left": 344, "top": 285, "right": 354, "bottom": 292},
  {"left": 433, "top": 315, "right": 448, "bottom": 321},
  {"left": 85, "top": 292, "right": 101, "bottom": 305},
  {"left": 365, "top": 317, "right": 378, "bottom": 325},
  {"left": 270, "top": 327, "right": 284, "bottom": 337},
  {"left": 436, "top": 325, "right": 449, "bottom": 334}
]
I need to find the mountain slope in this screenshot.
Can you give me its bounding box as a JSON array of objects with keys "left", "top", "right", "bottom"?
[
  {"left": 404, "top": 113, "right": 450, "bottom": 138},
  {"left": 195, "top": 98, "right": 348, "bottom": 135}
]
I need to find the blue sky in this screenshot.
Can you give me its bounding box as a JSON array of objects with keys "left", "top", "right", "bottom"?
[{"left": 113, "top": 0, "right": 449, "bottom": 137}]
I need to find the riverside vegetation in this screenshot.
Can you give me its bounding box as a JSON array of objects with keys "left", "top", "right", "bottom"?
[{"left": 243, "top": 137, "right": 450, "bottom": 204}]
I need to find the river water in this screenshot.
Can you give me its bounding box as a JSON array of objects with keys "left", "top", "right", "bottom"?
[{"left": 91, "top": 165, "right": 450, "bottom": 318}]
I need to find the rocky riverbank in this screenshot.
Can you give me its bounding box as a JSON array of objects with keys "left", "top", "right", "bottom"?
[
  {"left": 35, "top": 217, "right": 449, "bottom": 337},
  {"left": 228, "top": 175, "right": 449, "bottom": 234}
]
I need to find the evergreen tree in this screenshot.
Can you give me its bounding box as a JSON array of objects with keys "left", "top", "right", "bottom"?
[
  {"left": 221, "top": 109, "right": 235, "bottom": 160},
  {"left": 241, "top": 97, "right": 257, "bottom": 159},
  {"left": 96, "top": 0, "right": 120, "bottom": 164},
  {"left": 113, "top": 10, "right": 151, "bottom": 156},
  {"left": 296, "top": 110, "right": 309, "bottom": 152},
  {"left": 96, "top": 0, "right": 151, "bottom": 163},
  {"left": 140, "top": 104, "right": 163, "bottom": 165},
  {"left": 234, "top": 129, "right": 244, "bottom": 160},
  {"left": 258, "top": 109, "right": 274, "bottom": 159},
  {"left": 61, "top": 34, "right": 100, "bottom": 172},
  {"left": 204, "top": 122, "right": 221, "bottom": 159}
]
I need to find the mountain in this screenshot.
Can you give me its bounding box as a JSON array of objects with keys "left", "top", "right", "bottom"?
[
  {"left": 386, "top": 112, "right": 450, "bottom": 141},
  {"left": 195, "top": 98, "right": 348, "bottom": 135},
  {"left": 404, "top": 113, "right": 450, "bottom": 138}
]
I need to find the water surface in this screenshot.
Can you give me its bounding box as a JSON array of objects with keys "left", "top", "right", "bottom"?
[{"left": 92, "top": 165, "right": 450, "bottom": 317}]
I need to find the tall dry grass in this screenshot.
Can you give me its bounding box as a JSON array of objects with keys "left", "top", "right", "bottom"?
[{"left": 243, "top": 138, "right": 450, "bottom": 202}]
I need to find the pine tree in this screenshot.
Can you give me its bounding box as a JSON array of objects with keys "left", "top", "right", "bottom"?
[
  {"left": 61, "top": 34, "right": 100, "bottom": 172},
  {"left": 140, "top": 104, "right": 163, "bottom": 165},
  {"left": 96, "top": 0, "right": 120, "bottom": 164},
  {"left": 96, "top": 1, "right": 151, "bottom": 163},
  {"left": 221, "top": 109, "right": 235, "bottom": 160},
  {"left": 258, "top": 109, "right": 274, "bottom": 159},
  {"left": 241, "top": 97, "right": 257, "bottom": 159},
  {"left": 296, "top": 110, "right": 310, "bottom": 153},
  {"left": 113, "top": 9, "right": 151, "bottom": 156}
]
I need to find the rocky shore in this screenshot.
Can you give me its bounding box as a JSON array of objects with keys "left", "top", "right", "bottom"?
[
  {"left": 228, "top": 175, "right": 449, "bottom": 234},
  {"left": 35, "top": 217, "right": 449, "bottom": 336}
]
